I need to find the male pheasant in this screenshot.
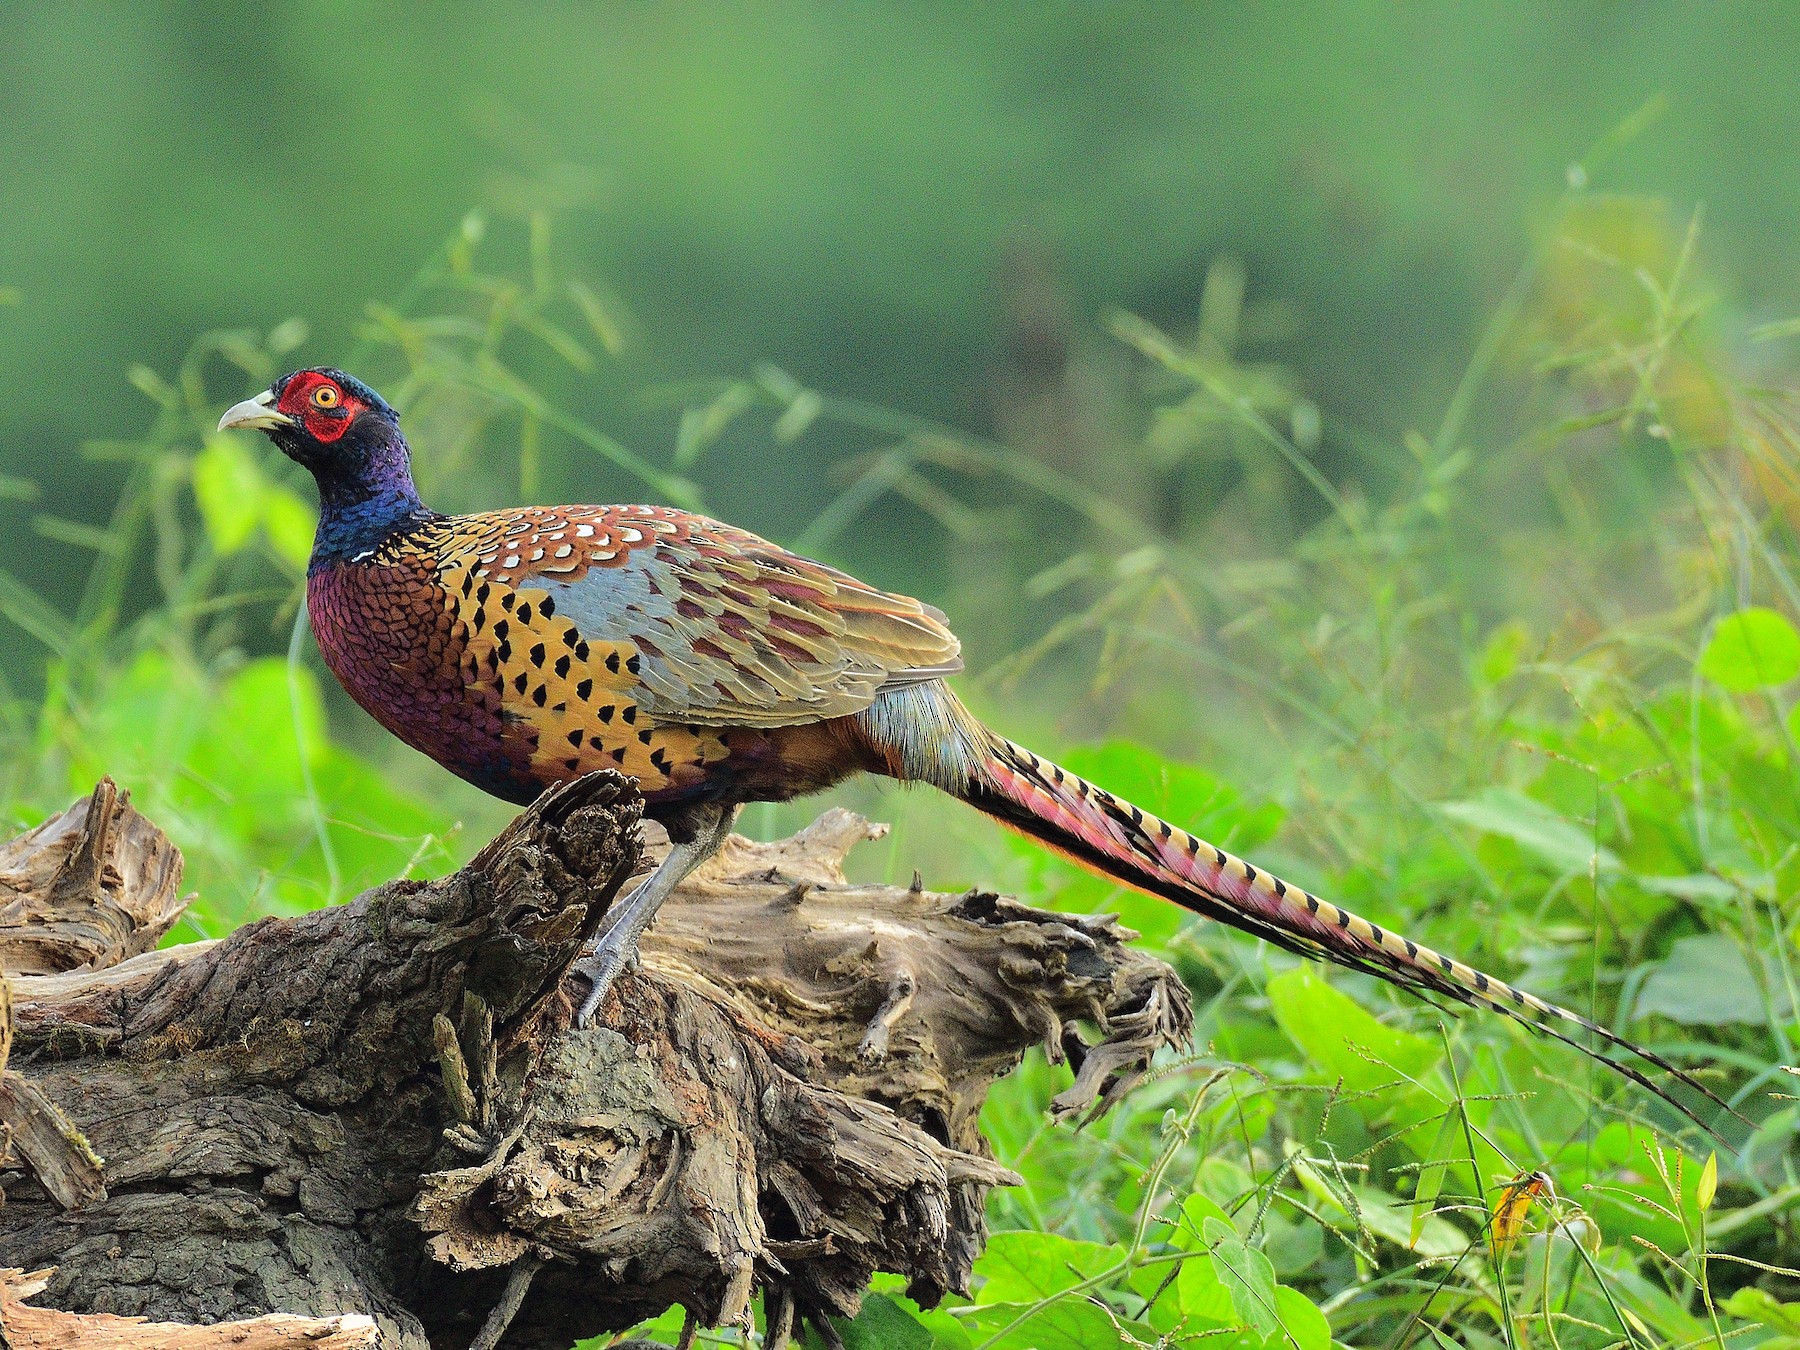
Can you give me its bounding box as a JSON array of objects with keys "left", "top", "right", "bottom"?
[{"left": 222, "top": 367, "right": 1733, "bottom": 1132}]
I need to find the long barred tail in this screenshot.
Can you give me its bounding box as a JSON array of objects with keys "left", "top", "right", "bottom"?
[{"left": 965, "top": 735, "right": 1739, "bottom": 1138}]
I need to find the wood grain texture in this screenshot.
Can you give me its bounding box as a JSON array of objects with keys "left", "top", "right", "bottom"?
[
  {"left": 0, "top": 777, "right": 1189, "bottom": 1349},
  {"left": 0, "top": 778, "right": 185, "bottom": 977},
  {"left": 0, "top": 1268, "right": 378, "bottom": 1349}
]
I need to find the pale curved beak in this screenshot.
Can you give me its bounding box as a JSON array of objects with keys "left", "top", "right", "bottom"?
[{"left": 217, "top": 389, "right": 295, "bottom": 433}]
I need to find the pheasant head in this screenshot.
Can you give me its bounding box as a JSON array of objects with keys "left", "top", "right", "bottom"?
[{"left": 220, "top": 368, "right": 426, "bottom": 564}]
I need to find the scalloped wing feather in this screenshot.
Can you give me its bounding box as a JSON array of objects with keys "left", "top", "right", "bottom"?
[{"left": 462, "top": 506, "right": 962, "bottom": 729}]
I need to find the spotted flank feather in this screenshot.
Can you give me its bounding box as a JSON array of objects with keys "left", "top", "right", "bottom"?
[
  {"left": 307, "top": 503, "right": 964, "bottom": 805},
  {"left": 964, "top": 736, "right": 1739, "bottom": 1138}
]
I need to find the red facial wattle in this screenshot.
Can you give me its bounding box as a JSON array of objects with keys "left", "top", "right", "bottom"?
[{"left": 276, "top": 371, "right": 365, "bottom": 444}]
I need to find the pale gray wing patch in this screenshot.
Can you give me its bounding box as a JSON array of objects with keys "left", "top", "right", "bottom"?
[{"left": 538, "top": 545, "right": 901, "bottom": 727}]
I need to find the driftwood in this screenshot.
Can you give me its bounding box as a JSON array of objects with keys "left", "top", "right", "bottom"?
[{"left": 0, "top": 775, "right": 1191, "bottom": 1349}]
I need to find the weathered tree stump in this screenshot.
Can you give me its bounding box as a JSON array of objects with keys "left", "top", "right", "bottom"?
[{"left": 0, "top": 775, "right": 1191, "bottom": 1349}]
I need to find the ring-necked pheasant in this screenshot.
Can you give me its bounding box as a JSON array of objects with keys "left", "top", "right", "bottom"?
[{"left": 221, "top": 367, "right": 1733, "bottom": 1132}]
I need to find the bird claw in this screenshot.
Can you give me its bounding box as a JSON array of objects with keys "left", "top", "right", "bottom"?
[
  {"left": 571, "top": 941, "right": 633, "bottom": 1028},
  {"left": 569, "top": 802, "right": 737, "bottom": 1029}
]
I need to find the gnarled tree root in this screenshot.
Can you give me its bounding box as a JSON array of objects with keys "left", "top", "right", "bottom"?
[{"left": 0, "top": 775, "right": 1191, "bottom": 1349}]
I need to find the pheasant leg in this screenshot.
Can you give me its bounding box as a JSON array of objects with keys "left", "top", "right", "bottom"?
[{"left": 573, "top": 801, "right": 738, "bottom": 1027}]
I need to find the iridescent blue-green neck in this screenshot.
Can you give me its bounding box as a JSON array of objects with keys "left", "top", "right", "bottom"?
[{"left": 306, "top": 427, "right": 435, "bottom": 572}]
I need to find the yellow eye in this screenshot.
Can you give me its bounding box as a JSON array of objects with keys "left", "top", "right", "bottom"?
[{"left": 312, "top": 385, "right": 340, "bottom": 409}]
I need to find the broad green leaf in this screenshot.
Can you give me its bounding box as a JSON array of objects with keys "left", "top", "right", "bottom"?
[
  {"left": 1203, "top": 1217, "right": 1280, "bottom": 1337},
  {"left": 1174, "top": 1248, "right": 1236, "bottom": 1323},
  {"left": 1168, "top": 1192, "right": 1239, "bottom": 1323},
  {"left": 1637, "top": 933, "right": 1791, "bottom": 1024},
  {"left": 186, "top": 658, "right": 324, "bottom": 816},
  {"left": 1168, "top": 1191, "right": 1238, "bottom": 1248},
  {"left": 592, "top": 1304, "right": 686, "bottom": 1347},
  {"left": 1194, "top": 1157, "right": 1258, "bottom": 1220},
  {"left": 1266, "top": 966, "right": 1440, "bottom": 1092},
  {"left": 1477, "top": 619, "right": 1532, "bottom": 684},
  {"left": 827, "top": 1293, "right": 934, "bottom": 1350},
  {"left": 67, "top": 649, "right": 210, "bottom": 793},
  {"left": 1344, "top": 1185, "right": 1468, "bottom": 1258},
  {"left": 856, "top": 1281, "right": 972, "bottom": 1350},
  {"left": 193, "top": 433, "right": 266, "bottom": 554},
  {"left": 1438, "top": 787, "right": 1619, "bottom": 875},
  {"left": 1259, "top": 1208, "right": 1323, "bottom": 1279},
  {"left": 1410, "top": 1111, "right": 1462, "bottom": 1246},
  {"left": 1263, "top": 1287, "right": 1330, "bottom": 1350},
  {"left": 910, "top": 1307, "right": 974, "bottom": 1350},
  {"left": 962, "top": 1299, "right": 1124, "bottom": 1350},
  {"left": 973, "top": 1231, "right": 1122, "bottom": 1304},
  {"left": 1293, "top": 1161, "right": 1468, "bottom": 1259},
  {"left": 1723, "top": 1287, "right": 1800, "bottom": 1332},
  {"left": 859, "top": 1278, "right": 974, "bottom": 1350},
  {"left": 1700, "top": 606, "right": 1800, "bottom": 690}
]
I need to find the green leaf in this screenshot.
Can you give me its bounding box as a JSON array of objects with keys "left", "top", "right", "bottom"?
[
  {"left": 773, "top": 387, "right": 823, "bottom": 442},
  {"left": 1168, "top": 1193, "right": 1239, "bottom": 1323},
  {"left": 973, "top": 1231, "right": 1123, "bottom": 1304},
  {"left": 0, "top": 568, "right": 74, "bottom": 653},
  {"left": 856, "top": 1278, "right": 973, "bottom": 1349},
  {"left": 1263, "top": 1287, "right": 1330, "bottom": 1350},
  {"left": 1477, "top": 619, "right": 1532, "bottom": 684},
  {"left": 34, "top": 514, "right": 121, "bottom": 553},
  {"left": 1637, "top": 932, "right": 1791, "bottom": 1025},
  {"left": 1438, "top": 787, "right": 1619, "bottom": 875},
  {"left": 961, "top": 1299, "right": 1124, "bottom": 1350},
  {"left": 1259, "top": 1208, "right": 1323, "bottom": 1280},
  {"left": 193, "top": 433, "right": 266, "bottom": 554},
  {"left": 912, "top": 1307, "right": 974, "bottom": 1350},
  {"left": 1266, "top": 965, "right": 1440, "bottom": 1092},
  {"left": 594, "top": 1304, "right": 686, "bottom": 1347},
  {"left": 1345, "top": 1184, "right": 1468, "bottom": 1259},
  {"left": 567, "top": 278, "right": 627, "bottom": 355},
  {"left": 826, "top": 1293, "right": 935, "bottom": 1350},
  {"left": 187, "top": 657, "right": 326, "bottom": 804},
  {"left": 1410, "top": 1111, "right": 1462, "bottom": 1247},
  {"left": 1169, "top": 1191, "right": 1237, "bottom": 1247},
  {"left": 1723, "top": 1287, "right": 1800, "bottom": 1332},
  {"left": 1699, "top": 606, "right": 1800, "bottom": 691},
  {"left": 0, "top": 472, "right": 39, "bottom": 501},
  {"left": 1292, "top": 1159, "right": 1468, "bottom": 1259},
  {"left": 1633, "top": 872, "right": 1741, "bottom": 903},
  {"left": 1174, "top": 1248, "right": 1236, "bottom": 1323},
  {"left": 268, "top": 317, "right": 309, "bottom": 354},
  {"left": 1203, "top": 1217, "right": 1280, "bottom": 1337}
]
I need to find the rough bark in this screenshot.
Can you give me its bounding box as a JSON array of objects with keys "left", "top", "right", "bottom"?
[
  {"left": 0, "top": 779, "right": 186, "bottom": 979},
  {"left": 0, "top": 776, "right": 1192, "bottom": 1349},
  {"left": 0, "top": 1267, "right": 378, "bottom": 1349}
]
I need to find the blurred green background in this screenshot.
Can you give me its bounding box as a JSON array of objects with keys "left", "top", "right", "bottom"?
[
  {"left": 9, "top": 2, "right": 1800, "bottom": 589},
  {"left": 8, "top": 6, "right": 1800, "bottom": 1345}
]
